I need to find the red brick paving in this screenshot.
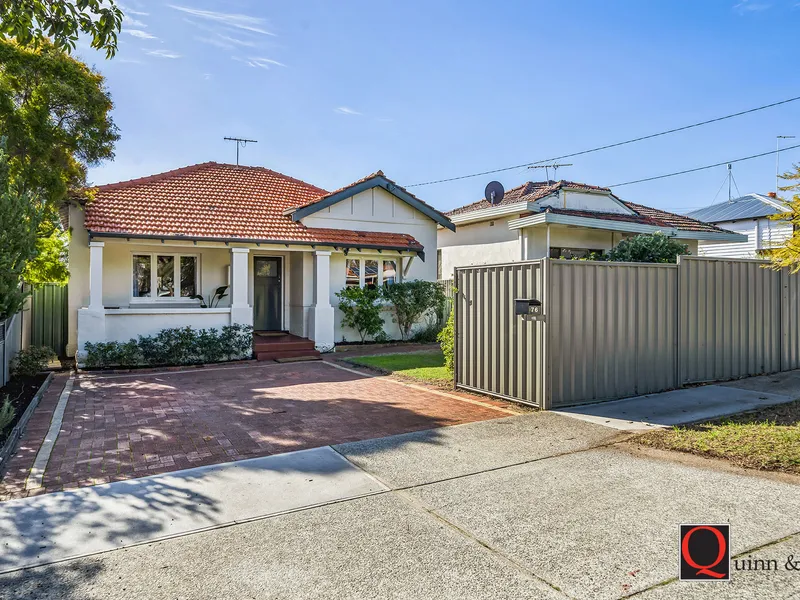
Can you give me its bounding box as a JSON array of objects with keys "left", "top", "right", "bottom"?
[{"left": 0, "top": 362, "right": 513, "bottom": 500}]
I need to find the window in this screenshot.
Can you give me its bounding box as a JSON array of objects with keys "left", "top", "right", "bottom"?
[
  {"left": 132, "top": 253, "right": 199, "bottom": 300},
  {"left": 382, "top": 260, "right": 397, "bottom": 287},
  {"left": 345, "top": 257, "right": 401, "bottom": 288},
  {"left": 364, "top": 260, "right": 379, "bottom": 289},
  {"left": 345, "top": 259, "right": 360, "bottom": 288}
]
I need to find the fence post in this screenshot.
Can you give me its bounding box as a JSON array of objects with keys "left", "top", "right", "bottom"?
[
  {"left": 452, "top": 267, "right": 459, "bottom": 390},
  {"left": 780, "top": 266, "right": 789, "bottom": 372}
]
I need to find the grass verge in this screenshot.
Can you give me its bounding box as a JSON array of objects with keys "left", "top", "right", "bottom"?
[
  {"left": 346, "top": 351, "right": 451, "bottom": 385},
  {"left": 636, "top": 400, "right": 800, "bottom": 474}
]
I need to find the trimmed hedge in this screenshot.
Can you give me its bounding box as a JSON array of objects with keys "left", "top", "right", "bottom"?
[{"left": 84, "top": 324, "right": 253, "bottom": 369}]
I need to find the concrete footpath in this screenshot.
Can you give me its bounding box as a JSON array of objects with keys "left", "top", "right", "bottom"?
[
  {"left": 0, "top": 410, "right": 798, "bottom": 600},
  {"left": 554, "top": 369, "right": 800, "bottom": 430}
]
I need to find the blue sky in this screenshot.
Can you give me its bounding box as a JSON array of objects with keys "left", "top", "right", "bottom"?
[{"left": 81, "top": 0, "right": 800, "bottom": 214}]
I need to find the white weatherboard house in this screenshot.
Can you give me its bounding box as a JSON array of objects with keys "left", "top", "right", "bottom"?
[
  {"left": 437, "top": 180, "right": 746, "bottom": 277},
  {"left": 66, "top": 163, "right": 454, "bottom": 358},
  {"left": 686, "top": 193, "right": 791, "bottom": 259}
]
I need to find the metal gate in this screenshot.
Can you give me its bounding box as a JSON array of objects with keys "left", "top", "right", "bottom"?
[
  {"left": 454, "top": 261, "right": 546, "bottom": 407},
  {"left": 30, "top": 284, "right": 68, "bottom": 357}
]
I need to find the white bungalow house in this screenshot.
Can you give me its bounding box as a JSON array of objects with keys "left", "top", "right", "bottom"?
[
  {"left": 437, "top": 180, "right": 746, "bottom": 278},
  {"left": 67, "top": 163, "right": 454, "bottom": 359},
  {"left": 686, "top": 193, "right": 792, "bottom": 259}
]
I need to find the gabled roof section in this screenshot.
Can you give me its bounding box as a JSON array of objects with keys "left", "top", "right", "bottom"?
[
  {"left": 686, "top": 194, "right": 788, "bottom": 224},
  {"left": 446, "top": 180, "right": 612, "bottom": 217},
  {"left": 83, "top": 162, "right": 425, "bottom": 254},
  {"left": 289, "top": 171, "right": 456, "bottom": 231}
]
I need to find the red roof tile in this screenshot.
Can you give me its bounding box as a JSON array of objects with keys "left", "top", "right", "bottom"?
[
  {"left": 621, "top": 202, "right": 728, "bottom": 234},
  {"left": 84, "top": 162, "right": 423, "bottom": 251}
]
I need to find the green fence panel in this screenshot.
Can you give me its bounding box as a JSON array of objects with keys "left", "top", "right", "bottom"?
[{"left": 30, "top": 284, "right": 68, "bottom": 357}]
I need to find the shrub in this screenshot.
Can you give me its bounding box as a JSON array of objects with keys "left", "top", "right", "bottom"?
[
  {"left": 336, "top": 285, "right": 385, "bottom": 342},
  {"left": 10, "top": 346, "right": 56, "bottom": 378},
  {"left": 381, "top": 280, "right": 446, "bottom": 341},
  {"left": 0, "top": 396, "right": 15, "bottom": 433},
  {"left": 608, "top": 232, "right": 690, "bottom": 264},
  {"left": 83, "top": 325, "right": 253, "bottom": 369},
  {"left": 437, "top": 308, "right": 454, "bottom": 374}
]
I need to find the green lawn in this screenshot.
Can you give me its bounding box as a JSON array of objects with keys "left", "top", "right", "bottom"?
[
  {"left": 347, "top": 351, "right": 451, "bottom": 385},
  {"left": 637, "top": 400, "right": 800, "bottom": 474}
]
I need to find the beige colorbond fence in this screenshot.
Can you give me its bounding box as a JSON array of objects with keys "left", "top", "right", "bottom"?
[{"left": 454, "top": 256, "right": 800, "bottom": 409}]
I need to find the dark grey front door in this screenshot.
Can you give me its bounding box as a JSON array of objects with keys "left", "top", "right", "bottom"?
[{"left": 253, "top": 257, "right": 282, "bottom": 331}]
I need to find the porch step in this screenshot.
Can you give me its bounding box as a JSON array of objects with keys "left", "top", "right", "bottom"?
[
  {"left": 256, "top": 349, "right": 321, "bottom": 362},
  {"left": 253, "top": 340, "right": 317, "bottom": 353}
]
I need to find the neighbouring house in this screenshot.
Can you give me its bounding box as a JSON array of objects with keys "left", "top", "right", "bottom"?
[
  {"left": 686, "top": 193, "right": 792, "bottom": 259},
  {"left": 65, "top": 162, "right": 454, "bottom": 359},
  {"left": 436, "top": 180, "right": 746, "bottom": 277}
]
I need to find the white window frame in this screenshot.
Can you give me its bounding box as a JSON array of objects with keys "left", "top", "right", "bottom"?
[
  {"left": 130, "top": 252, "right": 201, "bottom": 303},
  {"left": 345, "top": 256, "right": 402, "bottom": 289}
]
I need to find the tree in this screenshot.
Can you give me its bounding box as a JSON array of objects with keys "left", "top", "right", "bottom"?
[
  {"left": 0, "top": 147, "right": 46, "bottom": 319},
  {"left": 381, "top": 281, "right": 446, "bottom": 341},
  {"left": 0, "top": 38, "right": 119, "bottom": 284},
  {"left": 607, "top": 232, "right": 690, "bottom": 264},
  {"left": 0, "top": 0, "right": 123, "bottom": 58},
  {"left": 768, "top": 165, "right": 800, "bottom": 272}
]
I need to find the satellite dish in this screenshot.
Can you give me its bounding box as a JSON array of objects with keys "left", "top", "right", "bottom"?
[{"left": 485, "top": 181, "right": 505, "bottom": 205}]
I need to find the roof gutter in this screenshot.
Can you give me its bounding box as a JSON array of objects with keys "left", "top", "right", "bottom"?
[
  {"left": 87, "top": 230, "right": 425, "bottom": 261},
  {"left": 506, "top": 213, "right": 749, "bottom": 242}
]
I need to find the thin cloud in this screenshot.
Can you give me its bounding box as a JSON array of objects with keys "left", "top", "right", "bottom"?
[
  {"left": 146, "top": 49, "right": 182, "bottom": 59},
  {"left": 125, "top": 29, "right": 158, "bottom": 40},
  {"left": 119, "top": 3, "right": 149, "bottom": 16},
  {"left": 233, "top": 56, "right": 286, "bottom": 69},
  {"left": 335, "top": 107, "right": 362, "bottom": 116},
  {"left": 197, "top": 33, "right": 257, "bottom": 50},
  {"left": 733, "top": 0, "right": 771, "bottom": 12},
  {"left": 124, "top": 15, "right": 147, "bottom": 27},
  {"left": 169, "top": 5, "right": 276, "bottom": 36}
]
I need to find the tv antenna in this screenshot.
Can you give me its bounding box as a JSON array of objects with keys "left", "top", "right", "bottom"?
[
  {"left": 527, "top": 163, "right": 573, "bottom": 181},
  {"left": 224, "top": 136, "right": 258, "bottom": 166}
]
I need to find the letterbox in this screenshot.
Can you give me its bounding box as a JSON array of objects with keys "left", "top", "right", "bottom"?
[{"left": 514, "top": 298, "right": 543, "bottom": 320}]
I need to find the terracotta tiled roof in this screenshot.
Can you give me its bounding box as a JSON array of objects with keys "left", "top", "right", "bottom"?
[
  {"left": 84, "top": 162, "right": 423, "bottom": 251},
  {"left": 446, "top": 180, "right": 610, "bottom": 217},
  {"left": 621, "top": 202, "right": 729, "bottom": 234}
]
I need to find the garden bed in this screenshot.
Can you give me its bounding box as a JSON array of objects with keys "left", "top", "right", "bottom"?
[{"left": 0, "top": 373, "right": 50, "bottom": 444}]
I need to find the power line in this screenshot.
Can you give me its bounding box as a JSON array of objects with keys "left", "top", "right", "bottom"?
[
  {"left": 607, "top": 143, "right": 800, "bottom": 188},
  {"left": 406, "top": 94, "right": 800, "bottom": 188}
]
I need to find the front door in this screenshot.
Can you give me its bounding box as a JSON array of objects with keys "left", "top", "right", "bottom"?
[{"left": 253, "top": 257, "right": 282, "bottom": 331}]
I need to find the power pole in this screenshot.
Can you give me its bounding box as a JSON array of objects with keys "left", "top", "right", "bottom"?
[
  {"left": 777, "top": 135, "right": 795, "bottom": 195},
  {"left": 224, "top": 136, "right": 258, "bottom": 166}
]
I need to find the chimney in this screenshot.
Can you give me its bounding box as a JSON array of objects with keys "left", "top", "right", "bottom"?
[{"left": 768, "top": 192, "right": 778, "bottom": 198}]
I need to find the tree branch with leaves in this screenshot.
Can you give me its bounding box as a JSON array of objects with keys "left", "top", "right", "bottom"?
[
  {"left": 768, "top": 164, "right": 800, "bottom": 272},
  {"left": 0, "top": 0, "right": 123, "bottom": 58}
]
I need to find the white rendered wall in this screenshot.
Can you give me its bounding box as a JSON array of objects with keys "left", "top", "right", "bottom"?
[{"left": 438, "top": 216, "right": 521, "bottom": 277}]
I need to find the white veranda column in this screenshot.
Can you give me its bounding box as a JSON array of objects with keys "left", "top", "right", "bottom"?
[
  {"left": 230, "top": 247, "right": 253, "bottom": 327},
  {"left": 77, "top": 240, "right": 107, "bottom": 359},
  {"left": 88, "top": 241, "right": 105, "bottom": 310},
  {"left": 309, "top": 250, "right": 335, "bottom": 352}
]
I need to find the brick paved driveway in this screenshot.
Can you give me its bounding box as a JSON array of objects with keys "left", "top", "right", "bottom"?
[{"left": 0, "top": 361, "right": 513, "bottom": 500}]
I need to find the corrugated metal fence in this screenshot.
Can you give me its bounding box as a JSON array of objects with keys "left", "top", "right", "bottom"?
[
  {"left": 1, "top": 314, "right": 22, "bottom": 386},
  {"left": 30, "top": 284, "right": 68, "bottom": 357},
  {"left": 455, "top": 256, "right": 800, "bottom": 409}
]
